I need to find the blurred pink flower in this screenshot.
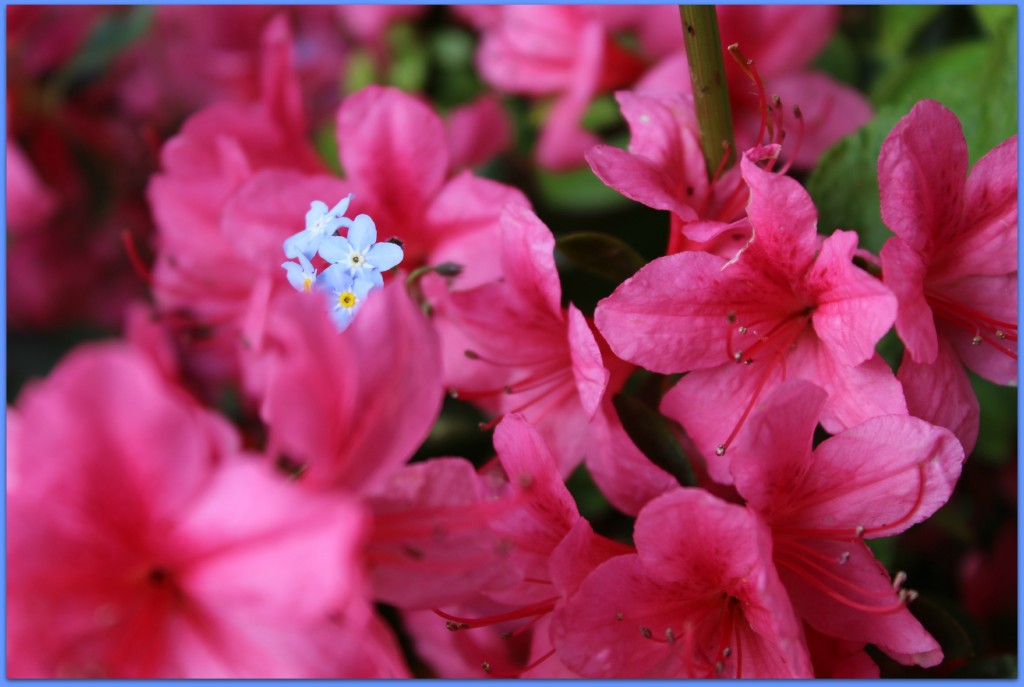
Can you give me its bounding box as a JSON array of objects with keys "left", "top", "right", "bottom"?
[{"left": 7, "top": 343, "right": 385, "bottom": 677}]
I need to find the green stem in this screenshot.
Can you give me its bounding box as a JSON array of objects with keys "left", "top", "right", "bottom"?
[{"left": 679, "top": 6, "right": 736, "bottom": 177}]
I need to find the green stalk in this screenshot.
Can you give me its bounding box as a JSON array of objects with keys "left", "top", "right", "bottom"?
[{"left": 679, "top": 6, "right": 736, "bottom": 177}]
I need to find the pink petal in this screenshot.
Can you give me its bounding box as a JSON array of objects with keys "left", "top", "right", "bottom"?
[
  {"left": 596, "top": 250, "right": 761, "bottom": 373},
  {"left": 445, "top": 94, "right": 512, "bottom": 171},
  {"left": 786, "top": 336, "right": 908, "bottom": 434},
  {"left": 729, "top": 380, "right": 826, "bottom": 511},
  {"left": 566, "top": 305, "right": 609, "bottom": 418},
  {"left": 220, "top": 170, "right": 352, "bottom": 269},
  {"left": 791, "top": 414, "right": 964, "bottom": 537},
  {"left": 337, "top": 86, "right": 448, "bottom": 227},
  {"left": 497, "top": 204, "right": 564, "bottom": 319},
  {"left": 717, "top": 5, "right": 837, "bottom": 78},
  {"left": 807, "top": 230, "right": 897, "bottom": 366},
  {"left": 424, "top": 170, "right": 530, "bottom": 289},
  {"left": 881, "top": 236, "right": 939, "bottom": 364},
  {"left": 254, "top": 282, "right": 444, "bottom": 493},
  {"left": 365, "top": 458, "right": 517, "bottom": 608},
  {"left": 548, "top": 518, "right": 633, "bottom": 598},
  {"left": 740, "top": 149, "right": 820, "bottom": 277},
  {"left": 898, "top": 340, "right": 980, "bottom": 454},
  {"left": 878, "top": 99, "right": 968, "bottom": 257},
  {"left": 777, "top": 539, "right": 942, "bottom": 667},
  {"left": 933, "top": 133, "right": 1018, "bottom": 279},
  {"left": 584, "top": 397, "right": 679, "bottom": 516},
  {"left": 936, "top": 272, "right": 1018, "bottom": 384}
]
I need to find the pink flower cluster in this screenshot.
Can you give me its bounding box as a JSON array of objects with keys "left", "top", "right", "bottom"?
[{"left": 6, "top": 6, "right": 1017, "bottom": 679}]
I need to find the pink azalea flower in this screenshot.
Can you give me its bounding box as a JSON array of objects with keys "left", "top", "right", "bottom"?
[
  {"left": 596, "top": 145, "right": 905, "bottom": 482},
  {"left": 242, "top": 280, "right": 444, "bottom": 494},
  {"left": 730, "top": 381, "right": 964, "bottom": 667},
  {"left": 879, "top": 99, "right": 1017, "bottom": 452},
  {"left": 364, "top": 457, "right": 519, "bottom": 609},
  {"left": 445, "top": 94, "right": 514, "bottom": 172},
  {"left": 6, "top": 140, "right": 57, "bottom": 236},
  {"left": 431, "top": 204, "right": 610, "bottom": 474},
  {"left": 551, "top": 487, "right": 812, "bottom": 678},
  {"left": 148, "top": 17, "right": 330, "bottom": 388},
  {"left": 431, "top": 204, "right": 678, "bottom": 508},
  {"left": 470, "top": 5, "right": 649, "bottom": 170},
  {"left": 7, "top": 343, "right": 390, "bottom": 677},
  {"left": 432, "top": 415, "right": 631, "bottom": 677},
  {"left": 585, "top": 89, "right": 750, "bottom": 256},
  {"left": 335, "top": 85, "right": 528, "bottom": 288},
  {"left": 638, "top": 5, "right": 872, "bottom": 168}
]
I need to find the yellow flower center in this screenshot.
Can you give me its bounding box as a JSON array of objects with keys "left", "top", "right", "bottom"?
[{"left": 338, "top": 291, "right": 357, "bottom": 309}]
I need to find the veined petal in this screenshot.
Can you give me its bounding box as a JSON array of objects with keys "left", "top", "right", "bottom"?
[
  {"left": 808, "top": 230, "right": 896, "bottom": 367},
  {"left": 777, "top": 539, "right": 942, "bottom": 668},
  {"left": 880, "top": 236, "right": 938, "bottom": 364},
  {"left": 878, "top": 99, "right": 968, "bottom": 257},
  {"left": 898, "top": 340, "right": 980, "bottom": 455},
  {"left": 739, "top": 148, "right": 820, "bottom": 278}
]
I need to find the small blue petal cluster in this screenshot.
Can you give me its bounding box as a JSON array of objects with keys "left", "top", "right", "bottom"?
[{"left": 281, "top": 195, "right": 404, "bottom": 331}]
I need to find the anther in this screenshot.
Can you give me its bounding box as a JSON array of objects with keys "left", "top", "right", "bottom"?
[
  {"left": 854, "top": 525, "right": 865, "bottom": 538},
  {"left": 971, "top": 335, "right": 983, "bottom": 346},
  {"left": 997, "top": 329, "right": 1007, "bottom": 339},
  {"left": 640, "top": 626, "right": 652, "bottom": 639},
  {"left": 892, "top": 571, "right": 907, "bottom": 590},
  {"left": 722, "top": 647, "right": 732, "bottom": 658},
  {"left": 838, "top": 551, "right": 850, "bottom": 565},
  {"left": 666, "top": 627, "right": 676, "bottom": 645},
  {"left": 737, "top": 326, "right": 747, "bottom": 334},
  {"left": 616, "top": 613, "right": 624, "bottom": 621},
  {"left": 901, "top": 589, "right": 919, "bottom": 604},
  {"left": 447, "top": 389, "right": 460, "bottom": 399},
  {"left": 727, "top": 311, "right": 737, "bottom": 324},
  {"left": 715, "top": 661, "right": 725, "bottom": 675},
  {"left": 733, "top": 351, "right": 743, "bottom": 362},
  {"left": 446, "top": 621, "right": 469, "bottom": 631},
  {"left": 464, "top": 349, "right": 480, "bottom": 359},
  {"left": 715, "top": 445, "right": 726, "bottom": 456},
  {"left": 743, "top": 359, "right": 753, "bottom": 365},
  {"left": 481, "top": 662, "right": 492, "bottom": 673}
]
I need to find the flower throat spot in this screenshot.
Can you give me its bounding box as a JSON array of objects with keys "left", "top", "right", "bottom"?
[{"left": 339, "top": 292, "right": 358, "bottom": 309}]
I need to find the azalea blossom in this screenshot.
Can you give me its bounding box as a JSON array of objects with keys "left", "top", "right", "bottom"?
[
  {"left": 551, "top": 488, "right": 813, "bottom": 678},
  {"left": 878, "top": 99, "right": 1018, "bottom": 453},
  {"left": 730, "top": 381, "right": 964, "bottom": 668},
  {"left": 6, "top": 343, "right": 388, "bottom": 678},
  {"left": 596, "top": 144, "right": 905, "bottom": 482}
]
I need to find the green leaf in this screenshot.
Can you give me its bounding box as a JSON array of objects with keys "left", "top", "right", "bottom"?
[
  {"left": 973, "top": 5, "right": 1017, "bottom": 37},
  {"left": 806, "top": 106, "right": 901, "bottom": 254},
  {"left": 535, "top": 166, "right": 633, "bottom": 213},
  {"left": 809, "top": 22, "right": 1016, "bottom": 254},
  {"left": 344, "top": 49, "right": 377, "bottom": 94},
  {"left": 612, "top": 393, "right": 696, "bottom": 488},
  {"left": 53, "top": 7, "right": 154, "bottom": 92},
  {"left": 555, "top": 232, "right": 647, "bottom": 284},
  {"left": 876, "top": 6, "right": 942, "bottom": 60}
]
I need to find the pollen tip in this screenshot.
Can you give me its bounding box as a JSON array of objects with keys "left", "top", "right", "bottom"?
[
  {"left": 481, "top": 662, "right": 492, "bottom": 673},
  {"left": 465, "top": 349, "right": 480, "bottom": 359},
  {"left": 639, "top": 626, "right": 652, "bottom": 639},
  {"left": 715, "top": 444, "right": 726, "bottom": 456},
  {"left": 855, "top": 525, "right": 865, "bottom": 538},
  {"left": 892, "top": 571, "right": 907, "bottom": 590}
]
